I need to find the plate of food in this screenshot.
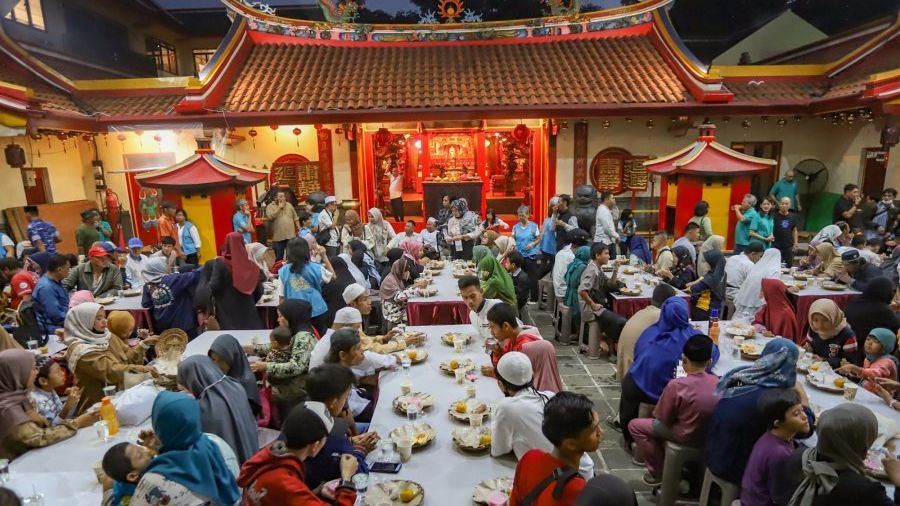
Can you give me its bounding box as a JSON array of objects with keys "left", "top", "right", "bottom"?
[
  {"left": 600, "top": 264, "right": 614, "bottom": 272},
  {"left": 740, "top": 342, "right": 764, "bottom": 361},
  {"left": 393, "top": 348, "right": 428, "bottom": 364},
  {"left": 622, "top": 267, "right": 639, "bottom": 275},
  {"left": 393, "top": 393, "right": 434, "bottom": 414},
  {"left": 259, "top": 293, "right": 275, "bottom": 303},
  {"left": 792, "top": 273, "right": 810, "bottom": 281},
  {"left": 413, "top": 277, "right": 432, "bottom": 288},
  {"left": 821, "top": 281, "right": 848, "bottom": 291},
  {"left": 619, "top": 287, "right": 642, "bottom": 296},
  {"left": 724, "top": 324, "right": 755, "bottom": 338},
  {"left": 452, "top": 269, "right": 475, "bottom": 278},
  {"left": 449, "top": 399, "right": 491, "bottom": 422},
  {"left": 441, "top": 332, "right": 472, "bottom": 346},
  {"left": 797, "top": 356, "right": 815, "bottom": 373},
  {"left": 121, "top": 288, "right": 142, "bottom": 297},
  {"left": 439, "top": 358, "right": 476, "bottom": 375},
  {"left": 389, "top": 423, "right": 436, "bottom": 449},
  {"left": 428, "top": 260, "right": 445, "bottom": 270},
  {"left": 473, "top": 477, "right": 513, "bottom": 505},
  {"left": 365, "top": 480, "right": 425, "bottom": 506},
  {"left": 95, "top": 296, "right": 117, "bottom": 305},
  {"left": 452, "top": 427, "right": 492, "bottom": 453},
  {"left": 415, "top": 287, "right": 438, "bottom": 297},
  {"left": 806, "top": 372, "right": 846, "bottom": 393}
]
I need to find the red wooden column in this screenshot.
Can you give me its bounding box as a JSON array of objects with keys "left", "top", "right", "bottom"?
[
  {"left": 657, "top": 176, "right": 669, "bottom": 232},
  {"left": 573, "top": 121, "right": 588, "bottom": 188}
]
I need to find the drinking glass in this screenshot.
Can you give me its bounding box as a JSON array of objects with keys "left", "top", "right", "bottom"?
[
  {"left": 400, "top": 356, "right": 411, "bottom": 376},
  {"left": 406, "top": 403, "right": 419, "bottom": 422}
]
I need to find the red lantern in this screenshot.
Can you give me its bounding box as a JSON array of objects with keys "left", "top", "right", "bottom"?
[
  {"left": 248, "top": 128, "right": 258, "bottom": 148},
  {"left": 313, "top": 124, "right": 322, "bottom": 130},
  {"left": 374, "top": 127, "right": 392, "bottom": 147},
  {"left": 56, "top": 132, "right": 68, "bottom": 153},
  {"left": 81, "top": 133, "right": 92, "bottom": 142},
  {"left": 270, "top": 124, "right": 279, "bottom": 142},
  {"left": 153, "top": 134, "right": 163, "bottom": 152},
  {"left": 512, "top": 123, "right": 530, "bottom": 144},
  {"left": 292, "top": 127, "right": 302, "bottom": 147},
  {"left": 116, "top": 133, "right": 127, "bottom": 142}
]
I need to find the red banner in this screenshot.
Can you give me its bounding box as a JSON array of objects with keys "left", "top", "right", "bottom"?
[
  {"left": 317, "top": 128, "right": 335, "bottom": 195},
  {"left": 573, "top": 121, "right": 587, "bottom": 187}
]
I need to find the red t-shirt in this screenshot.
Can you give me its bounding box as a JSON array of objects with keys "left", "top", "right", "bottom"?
[
  {"left": 510, "top": 450, "right": 586, "bottom": 506},
  {"left": 491, "top": 330, "right": 541, "bottom": 366},
  {"left": 9, "top": 271, "right": 38, "bottom": 309}
]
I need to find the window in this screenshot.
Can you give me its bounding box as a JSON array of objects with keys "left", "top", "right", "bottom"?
[
  {"left": 5, "top": 0, "right": 45, "bottom": 30},
  {"left": 192, "top": 48, "right": 216, "bottom": 76},
  {"left": 146, "top": 37, "right": 177, "bottom": 75}
]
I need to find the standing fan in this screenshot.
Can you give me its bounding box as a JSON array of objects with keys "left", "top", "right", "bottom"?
[{"left": 794, "top": 158, "right": 829, "bottom": 204}]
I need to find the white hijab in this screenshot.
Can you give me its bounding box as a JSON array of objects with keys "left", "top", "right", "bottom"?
[
  {"left": 734, "top": 249, "right": 782, "bottom": 318},
  {"left": 64, "top": 302, "right": 112, "bottom": 372},
  {"left": 811, "top": 225, "right": 841, "bottom": 247},
  {"left": 339, "top": 253, "right": 369, "bottom": 289}
]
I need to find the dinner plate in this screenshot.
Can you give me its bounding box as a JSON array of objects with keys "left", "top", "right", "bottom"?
[
  {"left": 441, "top": 332, "right": 472, "bottom": 345},
  {"left": 806, "top": 373, "right": 845, "bottom": 393},
  {"left": 393, "top": 392, "right": 434, "bottom": 414},
  {"left": 389, "top": 423, "right": 436, "bottom": 449},
  {"left": 821, "top": 282, "right": 847, "bottom": 291},
  {"left": 365, "top": 480, "right": 425, "bottom": 506},
  {"left": 394, "top": 348, "right": 428, "bottom": 364},
  {"left": 452, "top": 427, "right": 492, "bottom": 452},
  {"left": 121, "top": 288, "right": 142, "bottom": 297},
  {"left": 95, "top": 296, "right": 117, "bottom": 305},
  {"left": 619, "top": 288, "right": 642, "bottom": 296},
  {"left": 473, "top": 477, "right": 514, "bottom": 505},
  {"left": 448, "top": 399, "right": 491, "bottom": 422},
  {"left": 740, "top": 342, "right": 764, "bottom": 361},
  {"left": 439, "top": 357, "right": 476, "bottom": 375},
  {"left": 724, "top": 326, "right": 755, "bottom": 338},
  {"left": 415, "top": 287, "right": 438, "bottom": 297}
]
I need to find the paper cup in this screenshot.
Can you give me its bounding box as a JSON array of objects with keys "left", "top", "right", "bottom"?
[
  {"left": 455, "top": 368, "right": 466, "bottom": 384},
  {"left": 465, "top": 384, "right": 477, "bottom": 399},
  {"left": 843, "top": 382, "right": 859, "bottom": 401},
  {"left": 469, "top": 412, "right": 484, "bottom": 427},
  {"left": 396, "top": 438, "right": 413, "bottom": 462},
  {"left": 400, "top": 382, "right": 412, "bottom": 395}
]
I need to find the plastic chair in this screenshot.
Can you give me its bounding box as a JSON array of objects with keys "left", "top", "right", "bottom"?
[
  {"left": 699, "top": 468, "right": 740, "bottom": 506},
  {"left": 656, "top": 441, "right": 703, "bottom": 506},
  {"left": 537, "top": 277, "right": 555, "bottom": 311},
  {"left": 554, "top": 303, "right": 574, "bottom": 344}
]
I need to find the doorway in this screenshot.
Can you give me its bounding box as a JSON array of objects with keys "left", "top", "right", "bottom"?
[
  {"left": 20, "top": 167, "right": 49, "bottom": 205},
  {"left": 861, "top": 148, "right": 888, "bottom": 197},
  {"left": 731, "top": 141, "right": 782, "bottom": 199}
]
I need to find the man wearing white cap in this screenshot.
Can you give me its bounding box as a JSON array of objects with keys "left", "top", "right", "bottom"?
[
  {"left": 318, "top": 196, "right": 341, "bottom": 257},
  {"left": 342, "top": 283, "right": 424, "bottom": 349},
  {"left": 420, "top": 217, "right": 441, "bottom": 252},
  {"left": 309, "top": 306, "right": 399, "bottom": 372},
  {"left": 493, "top": 352, "right": 594, "bottom": 479}
]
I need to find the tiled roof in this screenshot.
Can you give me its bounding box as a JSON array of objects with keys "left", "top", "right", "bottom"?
[
  {"left": 820, "top": 39, "right": 900, "bottom": 99},
  {"left": 726, "top": 79, "right": 827, "bottom": 103},
  {"left": 0, "top": 58, "right": 84, "bottom": 115},
  {"left": 83, "top": 94, "right": 184, "bottom": 117},
  {"left": 222, "top": 34, "right": 688, "bottom": 113}
]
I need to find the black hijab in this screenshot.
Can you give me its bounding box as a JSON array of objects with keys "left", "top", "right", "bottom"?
[
  {"left": 700, "top": 250, "right": 726, "bottom": 301},
  {"left": 278, "top": 299, "right": 314, "bottom": 336},
  {"left": 381, "top": 248, "right": 404, "bottom": 279},
  {"left": 208, "top": 334, "right": 261, "bottom": 416},
  {"left": 845, "top": 276, "right": 899, "bottom": 341}
]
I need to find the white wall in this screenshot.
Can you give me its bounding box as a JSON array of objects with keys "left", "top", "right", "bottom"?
[{"left": 0, "top": 134, "right": 94, "bottom": 208}]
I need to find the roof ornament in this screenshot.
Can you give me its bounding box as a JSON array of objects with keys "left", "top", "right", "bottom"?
[{"left": 241, "top": 0, "right": 275, "bottom": 15}]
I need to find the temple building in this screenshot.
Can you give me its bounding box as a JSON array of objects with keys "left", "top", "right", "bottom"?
[{"left": 0, "top": 0, "right": 898, "bottom": 242}]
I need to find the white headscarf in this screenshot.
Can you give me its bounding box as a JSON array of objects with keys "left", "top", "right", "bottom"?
[
  {"left": 734, "top": 248, "right": 782, "bottom": 319},
  {"left": 810, "top": 225, "right": 841, "bottom": 247},
  {"left": 64, "top": 302, "right": 112, "bottom": 372},
  {"left": 339, "top": 253, "right": 369, "bottom": 289},
  {"left": 141, "top": 257, "right": 169, "bottom": 284},
  {"left": 245, "top": 242, "right": 272, "bottom": 279}
]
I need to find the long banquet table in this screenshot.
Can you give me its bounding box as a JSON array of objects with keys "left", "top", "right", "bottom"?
[
  {"left": 609, "top": 267, "right": 690, "bottom": 318},
  {"left": 779, "top": 273, "right": 861, "bottom": 336},
  {"left": 406, "top": 268, "right": 471, "bottom": 326},
  {"left": 104, "top": 294, "right": 281, "bottom": 332}
]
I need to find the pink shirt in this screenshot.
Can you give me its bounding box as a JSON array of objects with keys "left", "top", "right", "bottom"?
[
  {"left": 861, "top": 356, "right": 899, "bottom": 393},
  {"left": 653, "top": 371, "right": 720, "bottom": 444}
]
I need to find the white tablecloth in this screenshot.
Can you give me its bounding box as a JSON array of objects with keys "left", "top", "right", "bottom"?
[{"left": 407, "top": 268, "right": 464, "bottom": 303}]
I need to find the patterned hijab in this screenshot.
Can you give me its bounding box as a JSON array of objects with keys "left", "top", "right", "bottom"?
[
  {"left": 717, "top": 338, "right": 798, "bottom": 398},
  {"left": 697, "top": 235, "right": 725, "bottom": 276}
]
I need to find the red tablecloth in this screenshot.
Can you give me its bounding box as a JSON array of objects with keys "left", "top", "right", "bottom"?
[
  {"left": 407, "top": 301, "right": 471, "bottom": 326},
  {"left": 121, "top": 309, "right": 154, "bottom": 334},
  {"left": 612, "top": 294, "right": 691, "bottom": 319},
  {"left": 792, "top": 293, "right": 856, "bottom": 337}
]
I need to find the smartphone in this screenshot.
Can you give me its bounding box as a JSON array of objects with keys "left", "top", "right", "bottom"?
[{"left": 369, "top": 462, "right": 402, "bottom": 474}]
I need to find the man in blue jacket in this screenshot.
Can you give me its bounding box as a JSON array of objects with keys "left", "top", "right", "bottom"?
[{"left": 32, "top": 254, "right": 71, "bottom": 332}]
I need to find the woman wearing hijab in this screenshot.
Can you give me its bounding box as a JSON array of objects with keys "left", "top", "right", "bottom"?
[
  {"left": 340, "top": 210, "right": 366, "bottom": 254},
  {"left": 628, "top": 235, "right": 653, "bottom": 265},
  {"left": 349, "top": 240, "right": 381, "bottom": 289},
  {"left": 619, "top": 298, "right": 710, "bottom": 446},
  {"left": 521, "top": 340, "right": 563, "bottom": 392},
  {"left": 142, "top": 257, "right": 204, "bottom": 337},
  {"left": 844, "top": 276, "right": 899, "bottom": 342},
  {"left": 564, "top": 246, "right": 591, "bottom": 318},
  {"left": 697, "top": 235, "right": 725, "bottom": 277},
  {"left": 494, "top": 235, "right": 516, "bottom": 267},
  {"left": 380, "top": 248, "right": 403, "bottom": 281},
  {"left": 482, "top": 229, "right": 500, "bottom": 256},
  {"left": 706, "top": 338, "right": 815, "bottom": 486},
  {"left": 810, "top": 224, "right": 842, "bottom": 248},
  {"left": 813, "top": 242, "right": 845, "bottom": 278},
  {"left": 399, "top": 239, "right": 424, "bottom": 280},
  {"left": 0, "top": 349, "right": 89, "bottom": 460},
  {"left": 65, "top": 302, "right": 153, "bottom": 413},
  {"left": 752, "top": 278, "right": 801, "bottom": 343},
  {"left": 784, "top": 404, "right": 897, "bottom": 506},
  {"left": 734, "top": 248, "right": 782, "bottom": 320},
  {"left": 131, "top": 391, "right": 240, "bottom": 506},
  {"left": 474, "top": 245, "right": 517, "bottom": 311},
  {"left": 379, "top": 257, "right": 416, "bottom": 327},
  {"left": 68, "top": 289, "right": 95, "bottom": 309},
  {"left": 279, "top": 237, "right": 336, "bottom": 337},
  {"left": 447, "top": 198, "right": 479, "bottom": 260},
  {"left": 106, "top": 310, "right": 156, "bottom": 379},
  {"left": 209, "top": 334, "right": 262, "bottom": 416},
  {"left": 363, "top": 208, "right": 395, "bottom": 265},
  {"left": 320, "top": 255, "right": 356, "bottom": 327},
  {"left": 210, "top": 232, "right": 265, "bottom": 330},
  {"left": 687, "top": 249, "right": 726, "bottom": 321},
  {"left": 806, "top": 299, "right": 862, "bottom": 368},
  {"left": 177, "top": 355, "right": 258, "bottom": 464},
  {"left": 339, "top": 250, "right": 369, "bottom": 290},
  {"left": 245, "top": 242, "right": 273, "bottom": 280},
  {"left": 657, "top": 246, "right": 697, "bottom": 290}
]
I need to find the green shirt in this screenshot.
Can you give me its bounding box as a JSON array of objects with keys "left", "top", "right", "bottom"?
[
  {"left": 74, "top": 223, "right": 99, "bottom": 254},
  {"left": 749, "top": 212, "right": 774, "bottom": 248},
  {"left": 734, "top": 207, "right": 758, "bottom": 246},
  {"left": 770, "top": 179, "right": 799, "bottom": 209}
]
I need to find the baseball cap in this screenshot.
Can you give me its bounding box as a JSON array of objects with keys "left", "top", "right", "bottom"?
[
  {"left": 324, "top": 196, "right": 337, "bottom": 204},
  {"left": 101, "top": 241, "right": 123, "bottom": 254},
  {"left": 88, "top": 246, "right": 109, "bottom": 258},
  {"left": 342, "top": 283, "right": 366, "bottom": 304},
  {"left": 496, "top": 352, "right": 533, "bottom": 387},
  {"left": 127, "top": 237, "right": 143, "bottom": 249},
  {"left": 334, "top": 307, "right": 363, "bottom": 324}
]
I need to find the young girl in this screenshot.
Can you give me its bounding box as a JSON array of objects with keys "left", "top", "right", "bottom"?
[
  {"left": 617, "top": 209, "right": 637, "bottom": 257},
  {"left": 30, "top": 356, "right": 85, "bottom": 426},
  {"left": 806, "top": 299, "right": 862, "bottom": 368},
  {"left": 836, "top": 327, "right": 898, "bottom": 392},
  {"left": 740, "top": 389, "right": 811, "bottom": 506},
  {"left": 480, "top": 209, "right": 509, "bottom": 233}
]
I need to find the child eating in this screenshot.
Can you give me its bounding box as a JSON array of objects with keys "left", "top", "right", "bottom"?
[
  {"left": 836, "top": 327, "right": 899, "bottom": 392},
  {"left": 262, "top": 325, "right": 308, "bottom": 423},
  {"left": 29, "top": 355, "right": 85, "bottom": 427}
]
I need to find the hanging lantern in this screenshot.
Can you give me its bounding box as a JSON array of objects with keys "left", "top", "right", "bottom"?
[
  {"left": 153, "top": 134, "right": 163, "bottom": 152},
  {"left": 81, "top": 133, "right": 91, "bottom": 142},
  {"left": 292, "top": 127, "right": 302, "bottom": 147},
  {"left": 56, "top": 132, "right": 68, "bottom": 153},
  {"left": 102, "top": 132, "right": 108, "bottom": 146},
  {"left": 646, "top": 119, "right": 654, "bottom": 129},
  {"left": 248, "top": 128, "right": 258, "bottom": 148},
  {"left": 270, "top": 124, "right": 279, "bottom": 142},
  {"left": 313, "top": 124, "right": 323, "bottom": 130},
  {"left": 777, "top": 118, "right": 787, "bottom": 128},
  {"left": 374, "top": 127, "right": 392, "bottom": 147},
  {"left": 741, "top": 119, "right": 752, "bottom": 129},
  {"left": 135, "top": 130, "right": 144, "bottom": 147},
  {"left": 511, "top": 123, "right": 529, "bottom": 144}
]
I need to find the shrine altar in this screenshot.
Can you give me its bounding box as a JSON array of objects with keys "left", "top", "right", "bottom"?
[{"left": 422, "top": 180, "right": 483, "bottom": 220}]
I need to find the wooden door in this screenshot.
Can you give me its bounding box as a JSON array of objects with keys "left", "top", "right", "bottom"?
[
  {"left": 20, "top": 167, "right": 49, "bottom": 205},
  {"left": 731, "top": 141, "right": 781, "bottom": 200},
  {"left": 861, "top": 148, "right": 887, "bottom": 197}
]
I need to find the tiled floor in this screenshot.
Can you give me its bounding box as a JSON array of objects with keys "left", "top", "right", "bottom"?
[{"left": 531, "top": 308, "right": 659, "bottom": 506}]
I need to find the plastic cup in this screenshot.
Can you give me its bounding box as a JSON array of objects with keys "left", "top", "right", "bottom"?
[
  {"left": 733, "top": 336, "right": 745, "bottom": 358},
  {"left": 453, "top": 336, "right": 466, "bottom": 353},
  {"left": 94, "top": 420, "right": 109, "bottom": 442},
  {"left": 469, "top": 412, "right": 484, "bottom": 427},
  {"left": 455, "top": 368, "right": 465, "bottom": 384},
  {"left": 400, "top": 382, "right": 412, "bottom": 395},
  {"left": 26, "top": 340, "right": 38, "bottom": 351},
  {"left": 465, "top": 384, "right": 477, "bottom": 399},
  {"left": 843, "top": 382, "right": 859, "bottom": 401},
  {"left": 406, "top": 403, "right": 419, "bottom": 422},
  {"left": 396, "top": 438, "right": 412, "bottom": 462},
  {"left": 487, "top": 491, "right": 509, "bottom": 506}
]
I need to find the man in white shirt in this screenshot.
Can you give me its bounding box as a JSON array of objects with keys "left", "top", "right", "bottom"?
[
  {"left": 593, "top": 192, "right": 619, "bottom": 260},
  {"left": 724, "top": 241, "right": 764, "bottom": 304},
  {"left": 672, "top": 222, "right": 700, "bottom": 264},
  {"left": 459, "top": 275, "right": 502, "bottom": 341},
  {"left": 420, "top": 217, "right": 440, "bottom": 252},
  {"left": 388, "top": 220, "right": 420, "bottom": 249},
  {"left": 491, "top": 352, "right": 594, "bottom": 479},
  {"left": 318, "top": 196, "right": 341, "bottom": 257},
  {"left": 309, "top": 306, "right": 395, "bottom": 374},
  {"left": 124, "top": 237, "right": 149, "bottom": 289},
  {"left": 552, "top": 229, "right": 590, "bottom": 299},
  {"left": 389, "top": 167, "right": 404, "bottom": 222}
]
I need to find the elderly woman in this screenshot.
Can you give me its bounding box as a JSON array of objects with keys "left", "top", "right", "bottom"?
[
  {"left": 65, "top": 303, "right": 154, "bottom": 413},
  {"left": 246, "top": 242, "right": 273, "bottom": 279},
  {"left": 512, "top": 205, "right": 541, "bottom": 302},
  {"left": 363, "top": 208, "right": 395, "bottom": 265},
  {"left": 446, "top": 198, "right": 479, "bottom": 260}
]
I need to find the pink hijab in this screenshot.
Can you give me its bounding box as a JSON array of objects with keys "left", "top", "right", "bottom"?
[
  {"left": 400, "top": 239, "right": 423, "bottom": 262},
  {"left": 68, "top": 290, "right": 95, "bottom": 309},
  {"left": 521, "top": 340, "right": 562, "bottom": 393}
]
